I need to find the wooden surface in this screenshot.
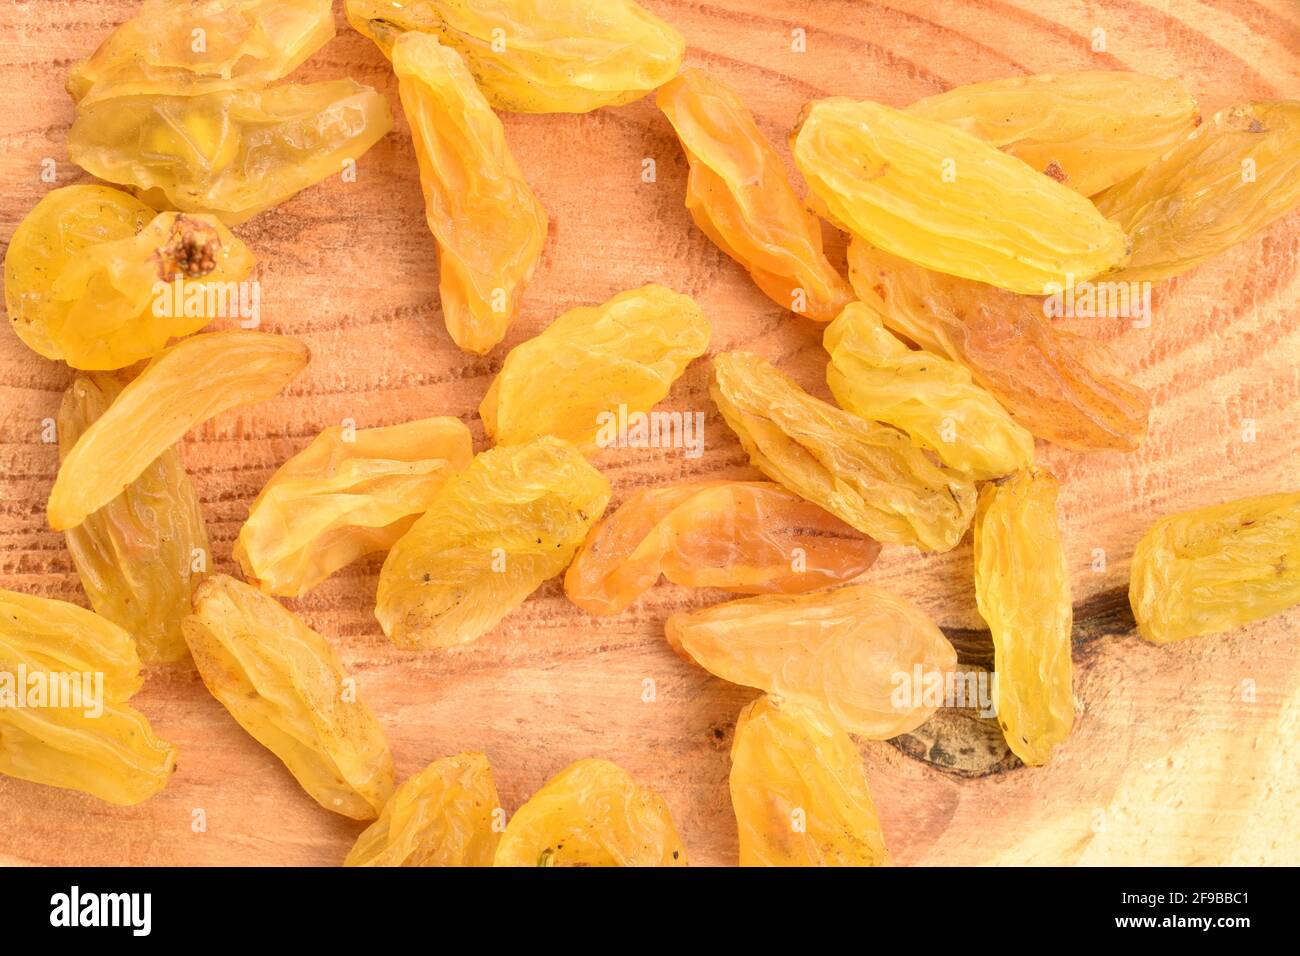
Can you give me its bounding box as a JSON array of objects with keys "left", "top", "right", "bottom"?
[{"left": 1, "top": 0, "right": 1298, "bottom": 867}]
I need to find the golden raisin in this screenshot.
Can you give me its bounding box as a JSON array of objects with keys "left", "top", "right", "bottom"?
[
  {"left": 791, "top": 97, "right": 1129, "bottom": 293},
  {"left": 183, "top": 574, "right": 395, "bottom": 819},
  {"left": 480, "top": 284, "right": 710, "bottom": 452},
  {"left": 234, "top": 418, "right": 473, "bottom": 598},
  {"left": 973, "top": 470, "right": 1074, "bottom": 766},
  {"left": 657, "top": 69, "right": 853, "bottom": 320},
  {"left": 495, "top": 759, "right": 687, "bottom": 866},
  {"left": 1130, "top": 491, "right": 1300, "bottom": 644},
  {"left": 667, "top": 584, "right": 956, "bottom": 739},
  {"left": 730, "top": 696, "right": 888, "bottom": 867},
  {"left": 566, "top": 480, "right": 879, "bottom": 615}
]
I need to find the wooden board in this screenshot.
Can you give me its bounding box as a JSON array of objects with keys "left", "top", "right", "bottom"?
[{"left": 1, "top": 0, "right": 1297, "bottom": 867}]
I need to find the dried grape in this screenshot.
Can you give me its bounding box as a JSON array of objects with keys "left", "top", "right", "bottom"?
[
  {"left": 376, "top": 437, "right": 610, "bottom": 649},
  {"left": 346, "top": 0, "right": 684, "bottom": 113},
  {"left": 0, "top": 589, "right": 176, "bottom": 805},
  {"left": 791, "top": 97, "right": 1129, "bottom": 293},
  {"left": 5, "top": 186, "right": 254, "bottom": 369},
  {"left": 68, "top": 0, "right": 336, "bottom": 104},
  {"left": 907, "top": 71, "right": 1200, "bottom": 196},
  {"left": 60, "top": 374, "right": 211, "bottom": 664},
  {"left": 48, "top": 330, "right": 309, "bottom": 532},
  {"left": 1129, "top": 492, "right": 1300, "bottom": 644},
  {"left": 346, "top": 753, "right": 501, "bottom": 867},
  {"left": 565, "top": 480, "right": 879, "bottom": 615},
  {"left": 183, "top": 574, "right": 395, "bottom": 819},
  {"left": 0, "top": 588, "right": 143, "bottom": 700},
  {"left": 657, "top": 69, "right": 853, "bottom": 320},
  {"left": 730, "top": 695, "right": 888, "bottom": 867},
  {"left": 393, "top": 31, "right": 548, "bottom": 354},
  {"left": 68, "top": 80, "right": 393, "bottom": 225},
  {"left": 235, "top": 418, "right": 473, "bottom": 598},
  {"left": 494, "top": 758, "right": 686, "bottom": 866},
  {"left": 710, "top": 351, "right": 976, "bottom": 551},
  {"left": 668, "top": 584, "right": 956, "bottom": 739},
  {"left": 1095, "top": 101, "right": 1300, "bottom": 282},
  {"left": 973, "top": 470, "right": 1074, "bottom": 766},
  {"left": 0, "top": 702, "right": 178, "bottom": 807},
  {"left": 825, "top": 301, "right": 1034, "bottom": 479},
  {"left": 479, "top": 284, "right": 710, "bottom": 451},
  {"left": 848, "top": 238, "right": 1151, "bottom": 452}
]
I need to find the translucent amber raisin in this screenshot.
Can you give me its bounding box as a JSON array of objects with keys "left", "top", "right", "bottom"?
[
  {"left": 0, "top": 588, "right": 143, "bottom": 699},
  {"left": 376, "top": 437, "right": 610, "bottom": 649},
  {"left": 792, "top": 97, "right": 1129, "bottom": 293},
  {"left": 1129, "top": 492, "right": 1300, "bottom": 644},
  {"left": 5, "top": 187, "right": 254, "bottom": 369},
  {"left": 392, "top": 31, "right": 548, "bottom": 354},
  {"left": 346, "top": 753, "right": 501, "bottom": 867},
  {"left": 657, "top": 69, "right": 853, "bottom": 320},
  {"left": 848, "top": 239, "right": 1151, "bottom": 452},
  {"left": 1095, "top": 101, "right": 1300, "bottom": 282},
  {"left": 710, "top": 351, "right": 976, "bottom": 551},
  {"left": 668, "top": 584, "right": 956, "bottom": 739},
  {"left": 48, "top": 330, "right": 309, "bottom": 532},
  {"left": 60, "top": 374, "right": 210, "bottom": 664},
  {"left": 0, "top": 589, "right": 176, "bottom": 805},
  {"left": 907, "top": 71, "right": 1200, "bottom": 196},
  {"left": 565, "top": 480, "right": 879, "bottom": 615},
  {"left": 234, "top": 418, "right": 473, "bottom": 598},
  {"left": 973, "top": 470, "right": 1074, "bottom": 766},
  {"left": 68, "top": 80, "right": 393, "bottom": 224},
  {"left": 730, "top": 696, "right": 888, "bottom": 867},
  {"left": 183, "top": 574, "right": 395, "bottom": 819},
  {"left": 0, "top": 701, "right": 178, "bottom": 807},
  {"left": 494, "top": 759, "right": 686, "bottom": 866},
  {"left": 480, "top": 284, "right": 710, "bottom": 451},
  {"left": 346, "top": 0, "right": 684, "bottom": 113},
  {"left": 825, "top": 301, "right": 1034, "bottom": 480},
  {"left": 68, "top": 0, "right": 336, "bottom": 104}
]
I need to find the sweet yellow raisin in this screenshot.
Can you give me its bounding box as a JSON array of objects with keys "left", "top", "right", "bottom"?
[
  {"left": 60, "top": 374, "right": 210, "bottom": 664},
  {"left": 392, "top": 31, "right": 548, "bottom": 354},
  {"left": 346, "top": 0, "right": 684, "bottom": 113},
  {"left": 565, "top": 481, "right": 880, "bottom": 616},
  {"left": 668, "top": 584, "right": 956, "bottom": 739},
  {"left": 907, "top": 71, "right": 1200, "bottom": 196},
  {"left": 479, "top": 285, "right": 710, "bottom": 451},
  {"left": 710, "top": 351, "right": 976, "bottom": 551},
  {"left": 0, "top": 702, "right": 178, "bottom": 807},
  {"left": 1095, "top": 101, "right": 1300, "bottom": 282},
  {"left": 0, "top": 588, "right": 143, "bottom": 699},
  {"left": 1129, "top": 492, "right": 1300, "bottom": 644},
  {"left": 234, "top": 418, "right": 473, "bottom": 598},
  {"left": 657, "top": 69, "right": 853, "bottom": 321},
  {"left": 0, "top": 589, "right": 177, "bottom": 805},
  {"left": 825, "top": 301, "right": 1034, "bottom": 480},
  {"left": 495, "top": 758, "right": 687, "bottom": 866},
  {"left": 68, "top": 0, "right": 336, "bottom": 103},
  {"left": 183, "top": 574, "right": 395, "bottom": 819},
  {"left": 791, "top": 97, "right": 1129, "bottom": 293},
  {"left": 973, "top": 470, "right": 1074, "bottom": 766},
  {"left": 5, "top": 187, "right": 254, "bottom": 369},
  {"left": 376, "top": 437, "right": 610, "bottom": 649},
  {"left": 730, "top": 695, "right": 888, "bottom": 867},
  {"left": 68, "top": 80, "right": 393, "bottom": 224},
  {"left": 848, "top": 238, "right": 1151, "bottom": 452},
  {"left": 48, "top": 330, "right": 309, "bottom": 532},
  {"left": 345, "top": 752, "right": 501, "bottom": 866}
]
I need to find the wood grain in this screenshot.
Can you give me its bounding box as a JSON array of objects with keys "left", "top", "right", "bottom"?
[{"left": 1, "top": 0, "right": 1297, "bottom": 866}]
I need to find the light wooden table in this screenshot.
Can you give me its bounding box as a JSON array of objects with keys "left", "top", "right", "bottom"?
[{"left": 1, "top": 0, "right": 1297, "bottom": 866}]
